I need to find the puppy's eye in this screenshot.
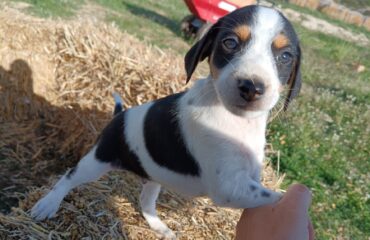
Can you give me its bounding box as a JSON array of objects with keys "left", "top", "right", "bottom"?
[
  {"left": 223, "top": 38, "right": 239, "bottom": 50},
  {"left": 278, "top": 51, "right": 293, "bottom": 64}
]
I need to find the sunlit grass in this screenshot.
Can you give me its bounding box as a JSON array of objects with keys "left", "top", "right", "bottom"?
[{"left": 10, "top": 0, "right": 84, "bottom": 18}]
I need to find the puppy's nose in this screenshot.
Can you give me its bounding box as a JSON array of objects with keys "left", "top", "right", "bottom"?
[{"left": 237, "top": 79, "right": 265, "bottom": 101}]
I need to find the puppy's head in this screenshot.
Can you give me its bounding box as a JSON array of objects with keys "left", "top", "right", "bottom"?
[{"left": 185, "top": 5, "right": 301, "bottom": 116}]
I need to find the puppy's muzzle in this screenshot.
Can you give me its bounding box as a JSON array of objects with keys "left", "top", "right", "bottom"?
[{"left": 237, "top": 79, "right": 265, "bottom": 102}]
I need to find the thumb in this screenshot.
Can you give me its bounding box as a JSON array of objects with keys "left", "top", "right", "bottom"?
[{"left": 278, "top": 184, "right": 312, "bottom": 214}]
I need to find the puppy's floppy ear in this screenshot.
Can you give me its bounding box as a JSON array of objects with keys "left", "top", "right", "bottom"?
[
  {"left": 184, "top": 22, "right": 220, "bottom": 83},
  {"left": 284, "top": 45, "right": 302, "bottom": 111}
]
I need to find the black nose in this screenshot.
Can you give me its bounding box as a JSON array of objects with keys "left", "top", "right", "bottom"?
[{"left": 237, "top": 79, "right": 265, "bottom": 101}]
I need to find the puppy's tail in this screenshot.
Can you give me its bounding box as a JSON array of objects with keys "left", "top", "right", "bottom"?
[{"left": 112, "top": 92, "right": 124, "bottom": 116}]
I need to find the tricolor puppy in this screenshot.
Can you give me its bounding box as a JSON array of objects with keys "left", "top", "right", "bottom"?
[{"left": 31, "top": 5, "right": 301, "bottom": 239}]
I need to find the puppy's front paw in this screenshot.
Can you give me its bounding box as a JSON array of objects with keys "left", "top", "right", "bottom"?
[
  {"left": 274, "top": 191, "right": 284, "bottom": 201},
  {"left": 157, "top": 227, "right": 176, "bottom": 240},
  {"left": 31, "top": 192, "right": 62, "bottom": 220},
  {"left": 262, "top": 190, "right": 284, "bottom": 204},
  {"left": 147, "top": 218, "right": 176, "bottom": 240}
]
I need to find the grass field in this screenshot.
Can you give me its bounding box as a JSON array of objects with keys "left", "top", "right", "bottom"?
[
  {"left": 4, "top": 0, "right": 370, "bottom": 239},
  {"left": 10, "top": 0, "right": 84, "bottom": 17}
]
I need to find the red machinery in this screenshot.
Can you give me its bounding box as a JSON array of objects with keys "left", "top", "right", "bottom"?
[{"left": 181, "top": 0, "right": 257, "bottom": 37}]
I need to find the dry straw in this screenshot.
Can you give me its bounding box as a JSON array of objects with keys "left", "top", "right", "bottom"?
[{"left": 0, "top": 6, "right": 282, "bottom": 239}]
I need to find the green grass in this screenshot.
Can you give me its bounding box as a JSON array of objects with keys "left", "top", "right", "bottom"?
[
  {"left": 5, "top": 0, "right": 370, "bottom": 239},
  {"left": 268, "top": 25, "right": 370, "bottom": 239},
  {"left": 10, "top": 0, "right": 84, "bottom": 18},
  {"left": 93, "top": 0, "right": 192, "bottom": 53}
]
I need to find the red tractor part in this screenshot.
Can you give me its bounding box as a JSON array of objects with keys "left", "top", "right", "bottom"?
[{"left": 181, "top": 0, "right": 257, "bottom": 38}]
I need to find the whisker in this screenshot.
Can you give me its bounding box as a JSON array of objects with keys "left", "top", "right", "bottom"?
[
  {"left": 269, "top": 95, "right": 289, "bottom": 123},
  {"left": 222, "top": 56, "right": 237, "bottom": 71}
]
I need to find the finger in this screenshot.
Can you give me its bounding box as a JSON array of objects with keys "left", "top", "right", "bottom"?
[
  {"left": 308, "top": 219, "right": 315, "bottom": 240},
  {"left": 278, "top": 184, "right": 312, "bottom": 213}
]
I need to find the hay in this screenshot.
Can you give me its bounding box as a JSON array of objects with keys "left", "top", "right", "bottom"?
[{"left": 0, "top": 5, "right": 283, "bottom": 240}]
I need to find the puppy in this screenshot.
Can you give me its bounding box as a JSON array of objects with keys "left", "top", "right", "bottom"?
[{"left": 31, "top": 5, "right": 301, "bottom": 239}]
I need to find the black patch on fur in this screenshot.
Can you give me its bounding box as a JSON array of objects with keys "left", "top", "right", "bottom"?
[
  {"left": 272, "top": 13, "right": 301, "bottom": 86},
  {"left": 250, "top": 184, "right": 257, "bottom": 191},
  {"left": 144, "top": 93, "right": 200, "bottom": 176},
  {"left": 261, "top": 190, "right": 271, "bottom": 198},
  {"left": 113, "top": 103, "right": 123, "bottom": 116},
  {"left": 187, "top": 98, "right": 194, "bottom": 105},
  {"left": 95, "top": 111, "right": 149, "bottom": 179},
  {"left": 66, "top": 167, "right": 77, "bottom": 179}
]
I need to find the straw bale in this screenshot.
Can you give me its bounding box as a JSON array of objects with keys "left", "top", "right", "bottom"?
[
  {"left": 0, "top": 5, "right": 282, "bottom": 240},
  {"left": 1, "top": 165, "right": 281, "bottom": 240},
  {"left": 363, "top": 17, "right": 370, "bottom": 31},
  {"left": 319, "top": 3, "right": 339, "bottom": 18},
  {"left": 336, "top": 6, "right": 348, "bottom": 21},
  {"left": 288, "top": 0, "right": 307, "bottom": 7},
  {"left": 289, "top": 0, "right": 321, "bottom": 9},
  {"left": 228, "top": 0, "right": 256, "bottom": 7},
  {"left": 319, "top": 2, "right": 365, "bottom": 26},
  {"left": 304, "top": 0, "right": 320, "bottom": 10},
  {"left": 344, "top": 11, "right": 365, "bottom": 26}
]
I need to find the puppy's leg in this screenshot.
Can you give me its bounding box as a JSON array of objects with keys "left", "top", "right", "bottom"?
[
  {"left": 140, "top": 181, "right": 176, "bottom": 239},
  {"left": 211, "top": 174, "right": 283, "bottom": 209},
  {"left": 31, "top": 147, "right": 113, "bottom": 220}
]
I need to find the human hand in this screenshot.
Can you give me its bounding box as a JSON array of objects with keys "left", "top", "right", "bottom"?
[{"left": 235, "top": 184, "right": 314, "bottom": 240}]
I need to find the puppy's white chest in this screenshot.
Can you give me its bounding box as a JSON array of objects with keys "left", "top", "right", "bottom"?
[{"left": 187, "top": 104, "right": 266, "bottom": 162}]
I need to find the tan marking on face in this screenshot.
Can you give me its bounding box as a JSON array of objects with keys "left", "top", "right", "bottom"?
[
  {"left": 234, "top": 25, "right": 251, "bottom": 41},
  {"left": 210, "top": 61, "right": 220, "bottom": 79},
  {"left": 209, "top": 53, "right": 222, "bottom": 79},
  {"left": 273, "top": 34, "right": 290, "bottom": 49}
]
